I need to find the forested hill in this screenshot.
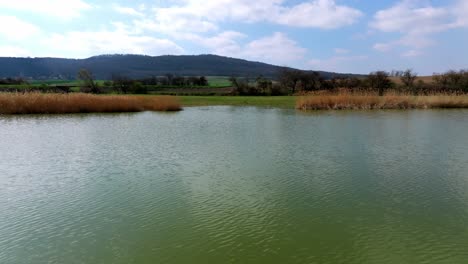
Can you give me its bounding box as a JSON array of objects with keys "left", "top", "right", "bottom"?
[{"left": 0, "top": 54, "right": 354, "bottom": 80}]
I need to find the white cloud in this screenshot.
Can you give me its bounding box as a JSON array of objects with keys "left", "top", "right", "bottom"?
[
  {"left": 276, "top": 0, "right": 363, "bottom": 29},
  {"left": 0, "top": 0, "right": 91, "bottom": 19},
  {"left": 39, "top": 26, "right": 184, "bottom": 58},
  {"left": 373, "top": 35, "right": 434, "bottom": 52},
  {"left": 180, "top": 31, "right": 306, "bottom": 66},
  {"left": 0, "top": 45, "right": 30, "bottom": 57},
  {"left": 373, "top": 42, "right": 394, "bottom": 52},
  {"left": 453, "top": 0, "right": 468, "bottom": 27},
  {"left": 151, "top": 0, "right": 281, "bottom": 27},
  {"left": 308, "top": 55, "right": 368, "bottom": 72},
  {"left": 134, "top": 17, "right": 218, "bottom": 35},
  {"left": 0, "top": 18, "right": 184, "bottom": 58},
  {"left": 112, "top": 4, "right": 144, "bottom": 17},
  {"left": 370, "top": 0, "right": 468, "bottom": 54},
  {"left": 140, "top": 0, "right": 362, "bottom": 36},
  {"left": 398, "top": 33, "right": 435, "bottom": 49},
  {"left": 370, "top": 1, "right": 450, "bottom": 34},
  {"left": 98, "top": 0, "right": 361, "bottom": 66},
  {"left": 0, "top": 16, "right": 41, "bottom": 41},
  {"left": 182, "top": 31, "right": 247, "bottom": 55},
  {"left": 240, "top": 32, "right": 307, "bottom": 65}
]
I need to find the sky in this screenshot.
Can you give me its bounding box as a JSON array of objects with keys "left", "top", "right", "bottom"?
[{"left": 0, "top": 0, "right": 467, "bottom": 74}]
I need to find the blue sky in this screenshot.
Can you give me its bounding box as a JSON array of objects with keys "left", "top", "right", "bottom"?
[{"left": 0, "top": 0, "right": 467, "bottom": 74}]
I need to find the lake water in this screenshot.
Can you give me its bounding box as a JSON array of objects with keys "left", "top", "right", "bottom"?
[{"left": 1, "top": 107, "right": 468, "bottom": 263}]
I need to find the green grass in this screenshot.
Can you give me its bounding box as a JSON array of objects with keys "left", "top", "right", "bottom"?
[
  {"left": 206, "top": 76, "right": 232, "bottom": 87},
  {"left": 0, "top": 84, "right": 31, "bottom": 89},
  {"left": 26, "top": 78, "right": 230, "bottom": 88},
  {"left": 29, "top": 80, "right": 77, "bottom": 85},
  {"left": 179, "top": 96, "right": 296, "bottom": 108},
  {"left": 28, "top": 80, "right": 110, "bottom": 86}
]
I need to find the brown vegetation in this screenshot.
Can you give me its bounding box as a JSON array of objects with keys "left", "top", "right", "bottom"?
[
  {"left": 389, "top": 76, "right": 434, "bottom": 84},
  {"left": 296, "top": 92, "right": 468, "bottom": 110},
  {"left": 0, "top": 93, "right": 181, "bottom": 114}
]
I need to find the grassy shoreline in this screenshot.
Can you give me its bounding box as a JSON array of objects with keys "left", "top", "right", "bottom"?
[
  {"left": 179, "top": 96, "right": 296, "bottom": 108},
  {"left": 296, "top": 94, "right": 468, "bottom": 110},
  {"left": 179, "top": 95, "right": 468, "bottom": 110},
  {"left": 2, "top": 94, "right": 468, "bottom": 115}
]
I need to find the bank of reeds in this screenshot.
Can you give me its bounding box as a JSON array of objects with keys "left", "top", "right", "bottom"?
[
  {"left": 0, "top": 93, "right": 181, "bottom": 114},
  {"left": 296, "top": 92, "right": 468, "bottom": 110}
]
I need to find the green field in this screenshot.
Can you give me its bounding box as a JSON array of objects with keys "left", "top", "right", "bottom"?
[
  {"left": 179, "top": 96, "right": 295, "bottom": 108},
  {"left": 206, "top": 76, "right": 232, "bottom": 87},
  {"left": 8, "top": 77, "right": 231, "bottom": 89},
  {"left": 29, "top": 80, "right": 109, "bottom": 86},
  {"left": 28, "top": 77, "right": 231, "bottom": 86},
  {"left": 2, "top": 80, "right": 106, "bottom": 88},
  {"left": 29, "top": 80, "right": 79, "bottom": 85}
]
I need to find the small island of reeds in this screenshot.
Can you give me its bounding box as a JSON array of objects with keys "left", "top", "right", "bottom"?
[
  {"left": 0, "top": 93, "right": 181, "bottom": 115},
  {"left": 296, "top": 92, "right": 468, "bottom": 110}
]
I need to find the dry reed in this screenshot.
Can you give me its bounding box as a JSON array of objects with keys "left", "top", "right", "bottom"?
[
  {"left": 296, "top": 92, "right": 468, "bottom": 110},
  {"left": 0, "top": 93, "right": 182, "bottom": 114}
]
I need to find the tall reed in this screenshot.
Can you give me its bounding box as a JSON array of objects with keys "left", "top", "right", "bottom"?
[
  {"left": 296, "top": 92, "right": 468, "bottom": 110},
  {"left": 0, "top": 93, "right": 182, "bottom": 114}
]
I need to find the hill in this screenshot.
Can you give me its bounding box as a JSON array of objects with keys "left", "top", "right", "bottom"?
[{"left": 0, "top": 54, "right": 357, "bottom": 80}]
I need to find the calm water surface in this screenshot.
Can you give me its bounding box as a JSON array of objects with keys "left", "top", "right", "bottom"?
[{"left": 1, "top": 107, "right": 468, "bottom": 263}]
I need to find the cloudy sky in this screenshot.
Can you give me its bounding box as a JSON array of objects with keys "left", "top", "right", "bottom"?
[{"left": 0, "top": 0, "right": 467, "bottom": 74}]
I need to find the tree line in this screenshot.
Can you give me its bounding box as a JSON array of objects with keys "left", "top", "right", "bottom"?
[
  {"left": 229, "top": 69, "right": 468, "bottom": 96},
  {"left": 0, "top": 78, "right": 27, "bottom": 85},
  {"left": 3, "top": 68, "right": 468, "bottom": 96},
  {"left": 77, "top": 69, "right": 209, "bottom": 94}
]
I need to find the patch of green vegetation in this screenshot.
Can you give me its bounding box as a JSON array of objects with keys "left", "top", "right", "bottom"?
[
  {"left": 29, "top": 80, "right": 75, "bottom": 85},
  {"left": 70, "top": 87, "right": 81, "bottom": 93},
  {"left": 206, "top": 76, "right": 232, "bottom": 87},
  {"left": 29, "top": 80, "right": 108, "bottom": 86},
  {"left": 179, "top": 96, "right": 295, "bottom": 108},
  {"left": 22, "top": 78, "right": 229, "bottom": 89},
  {"left": 0, "top": 84, "right": 30, "bottom": 89}
]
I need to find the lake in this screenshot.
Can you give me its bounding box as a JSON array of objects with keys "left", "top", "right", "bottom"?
[{"left": 1, "top": 107, "right": 468, "bottom": 263}]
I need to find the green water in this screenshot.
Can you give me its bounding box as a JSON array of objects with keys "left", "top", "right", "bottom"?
[{"left": 1, "top": 107, "right": 468, "bottom": 263}]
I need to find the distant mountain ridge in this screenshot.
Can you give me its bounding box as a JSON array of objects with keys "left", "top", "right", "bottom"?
[{"left": 0, "top": 54, "right": 358, "bottom": 80}]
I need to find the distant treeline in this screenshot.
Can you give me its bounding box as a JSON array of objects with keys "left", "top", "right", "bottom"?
[
  {"left": 230, "top": 69, "right": 468, "bottom": 96},
  {"left": 112, "top": 74, "right": 208, "bottom": 87},
  {"left": 0, "top": 78, "right": 27, "bottom": 85},
  {"left": 2, "top": 68, "right": 468, "bottom": 96},
  {"left": 0, "top": 70, "right": 211, "bottom": 94},
  {"left": 78, "top": 70, "right": 210, "bottom": 94}
]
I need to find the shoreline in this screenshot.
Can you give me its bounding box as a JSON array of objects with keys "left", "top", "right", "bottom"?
[{"left": 2, "top": 94, "right": 468, "bottom": 115}]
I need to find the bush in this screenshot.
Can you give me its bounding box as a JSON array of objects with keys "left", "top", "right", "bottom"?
[
  {"left": 367, "top": 71, "right": 393, "bottom": 96},
  {"left": 130, "top": 82, "right": 148, "bottom": 94},
  {"left": 433, "top": 70, "right": 468, "bottom": 93}
]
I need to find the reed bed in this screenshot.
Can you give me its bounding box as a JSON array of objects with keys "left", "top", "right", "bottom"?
[
  {"left": 0, "top": 93, "right": 181, "bottom": 114},
  {"left": 296, "top": 93, "right": 468, "bottom": 110}
]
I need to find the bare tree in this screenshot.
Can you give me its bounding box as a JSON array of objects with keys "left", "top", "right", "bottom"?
[
  {"left": 78, "top": 68, "right": 99, "bottom": 93},
  {"left": 400, "top": 69, "right": 417, "bottom": 88},
  {"left": 229, "top": 76, "right": 249, "bottom": 95},
  {"left": 256, "top": 75, "right": 273, "bottom": 95},
  {"left": 368, "top": 71, "right": 392, "bottom": 96},
  {"left": 278, "top": 68, "right": 302, "bottom": 94},
  {"left": 199, "top": 76, "right": 208, "bottom": 86},
  {"left": 112, "top": 74, "right": 131, "bottom": 94}
]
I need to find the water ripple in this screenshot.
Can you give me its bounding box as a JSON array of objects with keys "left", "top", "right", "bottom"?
[{"left": 1, "top": 108, "right": 468, "bottom": 263}]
